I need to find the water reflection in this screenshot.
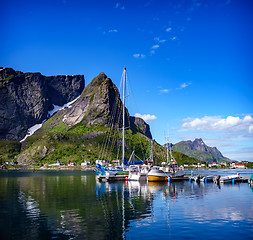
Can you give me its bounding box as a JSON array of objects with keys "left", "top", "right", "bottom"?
[{"left": 0, "top": 172, "right": 253, "bottom": 240}]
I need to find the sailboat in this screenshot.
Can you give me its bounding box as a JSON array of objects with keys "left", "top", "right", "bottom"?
[
  {"left": 127, "top": 150, "right": 150, "bottom": 181},
  {"left": 166, "top": 142, "right": 186, "bottom": 181},
  {"left": 96, "top": 67, "right": 129, "bottom": 181},
  {"left": 148, "top": 140, "right": 168, "bottom": 182}
]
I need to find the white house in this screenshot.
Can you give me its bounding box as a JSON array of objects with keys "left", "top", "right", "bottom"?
[{"left": 81, "top": 160, "right": 91, "bottom": 166}]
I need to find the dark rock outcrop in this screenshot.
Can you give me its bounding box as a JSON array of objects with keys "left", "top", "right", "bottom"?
[
  {"left": 0, "top": 67, "right": 84, "bottom": 140},
  {"left": 130, "top": 116, "right": 152, "bottom": 139}
]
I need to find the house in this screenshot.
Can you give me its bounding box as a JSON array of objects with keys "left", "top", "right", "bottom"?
[
  {"left": 68, "top": 162, "right": 75, "bottom": 166},
  {"left": 48, "top": 161, "right": 61, "bottom": 167},
  {"left": 231, "top": 163, "right": 245, "bottom": 169},
  {"left": 81, "top": 160, "right": 91, "bottom": 166}
]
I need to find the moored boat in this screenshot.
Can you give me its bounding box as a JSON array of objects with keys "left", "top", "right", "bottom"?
[
  {"left": 128, "top": 165, "right": 149, "bottom": 181},
  {"left": 215, "top": 173, "right": 241, "bottom": 183},
  {"left": 148, "top": 166, "right": 168, "bottom": 182}
]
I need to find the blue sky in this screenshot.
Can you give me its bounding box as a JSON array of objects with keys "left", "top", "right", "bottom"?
[{"left": 1, "top": 0, "right": 253, "bottom": 161}]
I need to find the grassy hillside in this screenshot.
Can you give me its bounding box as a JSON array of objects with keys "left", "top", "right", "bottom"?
[{"left": 13, "top": 122, "right": 201, "bottom": 166}]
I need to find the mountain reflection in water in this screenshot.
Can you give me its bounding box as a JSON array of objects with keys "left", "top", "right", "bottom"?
[{"left": 0, "top": 170, "right": 252, "bottom": 240}]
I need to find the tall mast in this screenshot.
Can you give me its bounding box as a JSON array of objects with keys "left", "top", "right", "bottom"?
[
  {"left": 122, "top": 67, "right": 126, "bottom": 166},
  {"left": 166, "top": 137, "right": 169, "bottom": 163}
]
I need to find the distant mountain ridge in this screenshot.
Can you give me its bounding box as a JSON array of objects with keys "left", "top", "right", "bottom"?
[{"left": 165, "top": 138, "right": 231, "bottom": 163}]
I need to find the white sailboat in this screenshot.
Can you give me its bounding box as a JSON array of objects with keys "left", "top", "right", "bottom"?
[
  {"left": 103, "top": 67, "right": 129, "bottom": 181},
  {"left": 148, "top": 140, "right": 168, "bottom": 182},
  {"left": 165, "top": 137, "right": 186, "bottom": 181}
]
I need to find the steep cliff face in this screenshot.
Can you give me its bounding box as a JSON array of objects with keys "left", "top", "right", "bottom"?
[
  {"left": 0, "top": 67, "right": 84, "bottom": 140},
  {"left": 130, "top": 116, "right": 152, "bottom": 139}
]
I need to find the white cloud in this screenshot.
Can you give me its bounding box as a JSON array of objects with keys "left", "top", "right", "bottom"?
[
  {"left": 170, "top": 36, "right": 177, "bottom": 40},
  {"left": 181, "top": 115, "right": 253, "bottom": 133},
  {"left": 133, "top": 53, "right": 145, "bottom": 59},
  {"left": 134, "top": 113, "right": 157, "bottom": 123},
  {"left": 151, "top": 44, "right": 159, "bottom": 49},
  {"left": 154, "top": 37, "right": 166, "bottom": 43},
  {"left": 166, "top": 27, "right": 172, "bottom": 32},
  {"left": 177, "top": 82, "right": 191, "bottom": 90},
  {"left": 160, "top": 89, "right": 169, "bottom": 93},
  {"left": 115, "top": 2, "right": 125, "bottom": 10},
  {"left": 108, "top": 29, "right": 118, "bottom": 33},
  {"left": 150, "top": 50, "right": 155, "bottom": 55}
]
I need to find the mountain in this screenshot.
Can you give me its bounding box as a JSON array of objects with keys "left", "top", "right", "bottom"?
[
  {"left": 0, "top": 68, "right": 199, "bottom": 166},
  {"left": 167, "top": 138, "right": 231, "bottom": 163},
  {"left": 16, "top": 72, "right": 154, "bottom": 165},
  {"left": 0, "top": 67, "right": 84, "bottom": 140}
]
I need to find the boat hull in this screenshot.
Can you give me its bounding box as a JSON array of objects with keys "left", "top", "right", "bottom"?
[
  {"left": 148, "top": 175, "right": 168, "bottom": 182},
  {"left": 107, "top": 174, "right": 128, "bottom": 181}
]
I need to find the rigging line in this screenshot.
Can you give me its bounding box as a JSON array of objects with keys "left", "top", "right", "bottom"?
[
  {"left": 107, "top": 95, "right": 123, "bottom": 159},
  {"left": 157, "top": 142, "right": 167, "bottom": 163},
  {"left": 109, "top": 100, "right": 121, "bottom": 160},
  {"left": 100, "top": 87, "right": 124, "bottom": 160},
  {"left": 104, "top": 73, "right": 126, "bottom": 160},
  {"left": 98, "top": 101, "right": 117, "bottom": 160},
  {"left": 99, "top": 87, "right": 121, "bottom": 160}
]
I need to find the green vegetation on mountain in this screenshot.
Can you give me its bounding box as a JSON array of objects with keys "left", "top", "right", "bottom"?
[
  {"left": 1, "top": 121, "right": 201, "bottom": 167},
  {"left": 0, "top": 140, "right": 21, "bottom": 164},
  {"left": 0, "top": 71, "right": 201, "bottom": 167}
]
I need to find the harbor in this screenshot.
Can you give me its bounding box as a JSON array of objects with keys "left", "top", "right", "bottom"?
[{"left": 1, "top": 169, "right": 253, "bottom": 240}]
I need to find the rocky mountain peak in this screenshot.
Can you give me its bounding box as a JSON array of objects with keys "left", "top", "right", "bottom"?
[
  {"left": 42, "top": 72, "right": 152, "bottom": 139},
  {"left": 171, "top": 138, "right": 229, "bottom": 163}
]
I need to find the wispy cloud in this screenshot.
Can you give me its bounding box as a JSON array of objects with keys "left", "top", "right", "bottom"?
[
  {"left": 160, "top": 89, "right": 169, "bottom": 93},
  {"left": 115, "top": 2, "right": 125, "bottom": 10},
  {"left": 133, "top": 53, "right": 145, "bottom": 59},
  {"left": 103, "top": 29, "right": 118, "bottom": 34},
  {"left": 108, "top": 29, "right": 118, "bottom": 33},
  {"left": 154, "top": 37, "right": 166, "bottom": 43},
  {"left": 134, "top": 113, "right": 157, "bottom": 123},
  {"left": 170, "top": 36, "right": 177, "bottom": 40},
  {"left": 166, "top": 27, "right": 172, "bottom": 32},
  {"left": 177, "top": 82, "right": 191, "bottom": 90},
  {"left": 151, "top": 44, "right": 159, "bottom": 49}
]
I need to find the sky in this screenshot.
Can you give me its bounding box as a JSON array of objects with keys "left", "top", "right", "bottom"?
[{"left": 1, "top": 0, "right": 253, "bottom": 161}]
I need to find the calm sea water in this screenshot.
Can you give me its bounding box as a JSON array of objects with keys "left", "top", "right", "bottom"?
[{"left": 0, "top": 169, "right": 253, "bottom": 240}]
